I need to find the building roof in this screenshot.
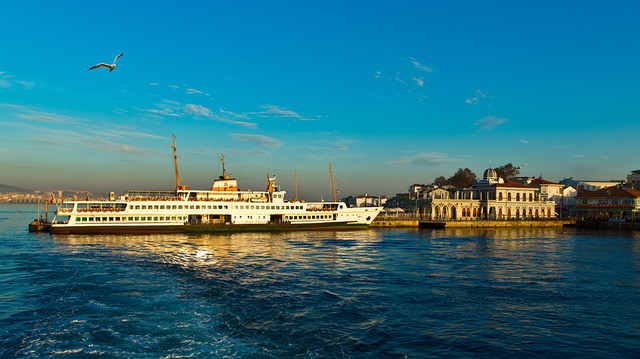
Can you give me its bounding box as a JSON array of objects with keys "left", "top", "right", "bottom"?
[
  {"left": 528, "top": 178, "right": 561, "bottom": 186},
  {"left": 488, "top": 180, "right": 535, "bottom": 189},
  {"left": 576, "top": 186, "right": 640, "bottom": 199}
]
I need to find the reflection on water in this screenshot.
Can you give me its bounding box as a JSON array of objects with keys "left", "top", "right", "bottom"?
[{"left": 2, "top": 205, "right": 640, "bottom": 358}]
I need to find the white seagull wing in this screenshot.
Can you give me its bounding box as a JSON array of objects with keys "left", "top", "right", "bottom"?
[
  {"left": 114, "top": 53, "right": 124, "bottom": 63},
  {"left": 89, "top": 63, "right": 111, "bottom": 70}
]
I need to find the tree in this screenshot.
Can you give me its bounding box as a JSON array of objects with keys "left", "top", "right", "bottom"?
[
  {"left": 448, "top": 168, "right": 477, "bottom": 188},
  {"left": 494, "top": 163, "right": 520, "bottom": 180},
  {"left": 433, "top": 176, "right": 449, "bottom": 186}
]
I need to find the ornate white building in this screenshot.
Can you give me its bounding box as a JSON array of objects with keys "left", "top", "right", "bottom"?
[{"left": 418, "top": 168, "right": 556, "bottom": 220}]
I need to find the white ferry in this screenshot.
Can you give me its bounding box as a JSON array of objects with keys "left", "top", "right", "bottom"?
[{"left": 50, "top": 136, "right": 382, "bottom": 234}]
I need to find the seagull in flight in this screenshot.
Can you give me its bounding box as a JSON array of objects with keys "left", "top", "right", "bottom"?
[{"left": 89, "top": 53, "right": 124, "bottom": 72}]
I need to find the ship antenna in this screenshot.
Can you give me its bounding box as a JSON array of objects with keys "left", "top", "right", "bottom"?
[
  {"left": 166, "top": 134, "right": 180, "bottom": 192},
  {"left": 329, "top": 163, "right": 336, "bottom": 202},
  {"left": 294, "top": 170, "right": 298, "bottom": 202}
]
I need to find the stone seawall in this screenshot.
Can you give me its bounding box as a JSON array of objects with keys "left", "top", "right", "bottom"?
[
  {"left": 371, "top": 219, "right": 575, "bottom": 228},
  {"left": 370, "top": 220, "right": 419, "bottom": 228},
  {"left": 576, "top": 220, "right": 640, "bottom": 230}
]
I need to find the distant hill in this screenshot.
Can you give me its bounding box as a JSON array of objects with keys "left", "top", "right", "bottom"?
[{"left": 0, "top": 184, "right": 35, "bottom": 194}]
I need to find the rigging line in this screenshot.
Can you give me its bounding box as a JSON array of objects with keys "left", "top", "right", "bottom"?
[{"left": 333, "top": 173, "right": 362, "bottom": 196}]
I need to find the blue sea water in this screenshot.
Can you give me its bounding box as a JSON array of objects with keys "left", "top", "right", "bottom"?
[{"left": 1, "top": 204, "right": 640, "bottom": 358}]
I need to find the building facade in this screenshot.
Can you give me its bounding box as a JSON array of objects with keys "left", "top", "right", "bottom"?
[
  {"left": 574, "top": 186, "right": 640, "bottom": 220},
  {"left": 415, "top": 168, "right": 556, "bottom": 220}
]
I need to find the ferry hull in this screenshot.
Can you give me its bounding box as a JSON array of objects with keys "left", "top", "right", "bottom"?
[{"left": 50, "top": 221, "right": 370, "bottom": 235}]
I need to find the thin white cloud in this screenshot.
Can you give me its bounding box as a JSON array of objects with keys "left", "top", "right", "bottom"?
[
  {"left": 183, "top": 104, "right": 212, "bottom": 117},
  {"left": 517, "top": 139, "right": 530, "bottom": 144},
  {"left": 572, "top": 154, "right": 584, "bottom": 158},
  {"left": 466, "top": 90, "right": 488, "bottom": 105},
  {"left": 183, "top": 104, "right": 257, "bottom": 127},
  {"left": 139, "top": 100, "right": 183, "bottom": 118},
  {"left": 390, "top": 152, "right": 460, "bottom": 168},
  {"left": 475, "top": 116, "right": 509, "bottom": 130},
  {"left": 15, "top": 110, "right": 86, "bottom": 125},
  {"left": 0, "top": 71, "right": 13, "bottom": 89},
  {"left": 413, "top": 77, "right": 424, "bottom": 86},
  {"left": 15, "top": 80, "right": 35, "bottom": 90},
  {"left": 257, "top": 105, "right": 318, "bottom": 121},
  {"left": 410, "top": 57, "right": 433, "bottom": 73},
  {"left": 230, "top": 133, "right": 283, "bottom": 148},
  {"left": 0, "top": 71, "right": 34, "bottom": 90},
  {"left": 185, "top": 88, "right": 210, "bottom": 96}
]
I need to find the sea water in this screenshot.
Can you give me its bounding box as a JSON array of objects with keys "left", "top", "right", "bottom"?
[{"left": 1, "top": 204, "right": 639, "bottom": 358}]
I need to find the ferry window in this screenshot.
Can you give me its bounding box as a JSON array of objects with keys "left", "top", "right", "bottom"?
[
  {"left": 128, "top": 217, "right": 133, "bottom": 221},
  {"left": 101, "top": 217, "right": 107, "bottom": 221},
  {"left": 190, "top": 206, "right": 194, "bottom": 209},
  {"left": 224, "top": 206, "right": 228, "bottom": 209},
  {"left": 142, "top": 205, "right": 147, "bottom": 210},
  {"left": 196, "top": 205, "right": 200, "bottom": 209},
  {"left": 134, "top": 217, "right": 139, "bottom": 221},
  {"left": 147, "top": 217, "right": 152, "bottom": 221},
  {"left": 115, "top": 217, "right": 120, "bottom": 222},
  {"left": 171, "top": 216, "right": 176, "bottom": 221},
  {"left": 153, "top": 205, "right": 158, "bottom": 209},
  {"left": 135, "top": 205, "right": 140, "bottom": 210},
  {"left": 178, "top": 205, "right": 183, "bottom": 209},
  {"left": 89, "top": 217, "right": 94, "bottom": 222},
  {"left": 160, "top": 205, "right": 165, "bottom": 209},
  {"left": 276, "top": 206, "right": 280, "bottom": 210},
  {"left": 153, "top": 217, "right": 158, "bottom": 221},
  {"left": 141, "top": 217, "right": 145, "bottom": 221},
  {"left": 172, "top": 205, "right": 177, "bottom": 209},
  {"left": 109, "top": 217, "right": 114, "bottom": 221}
]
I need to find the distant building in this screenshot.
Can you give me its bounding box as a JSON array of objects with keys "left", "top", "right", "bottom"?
[
  {"left": 627, "top": 170, "right": 640, "bottom": 190},
  {"left": 574, "top": 185, "right": 640, "bottom": 220},
  {"left": 559, "top": 178, "right": 624, "bottom": 192}
]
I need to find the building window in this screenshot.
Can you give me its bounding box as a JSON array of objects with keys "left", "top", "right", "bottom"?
[{"left": 508, "top": 193, "right": 512, "bottom": 201}]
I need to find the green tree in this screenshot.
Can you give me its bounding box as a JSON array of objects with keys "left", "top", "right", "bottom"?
[
  {"left": 494, "top": 163, "right": 520, "bottom": 180},
  {"left": 433, "top": 176, "right": 449, "bottom": 186},
  {"left": 448, "top": 168, "right": 477, "bottom": 188}
]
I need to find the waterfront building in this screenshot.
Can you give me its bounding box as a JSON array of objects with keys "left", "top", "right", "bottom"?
[
  {"left": 574, "top": 185, "right": 640, "bottom": 220},
  {"left": 414, "top": 167, "right": 556, "bottom": 220},
  {"left": 559, "top": 178, "right": 624, "bottom": 192},
  {"left": 627, "top": 169, "right": 640, "bottom": 190}
]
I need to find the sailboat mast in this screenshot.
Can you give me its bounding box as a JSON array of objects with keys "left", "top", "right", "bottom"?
[
  {"left": 294, "top": 170, "right": 298, "bottom": 202},
  {"left": 329, "top": 163, "right": 336, "bottom": 202},
  {"left": 166, "top": 135, "right": 180, "bottom": 191},
  {"left": 221, "top": 153, "right": 227, "bottom": 179}
]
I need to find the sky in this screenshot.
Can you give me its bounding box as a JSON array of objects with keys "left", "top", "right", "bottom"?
[{"left": 2, "top": 1, "right": 639, "bottom": 200}]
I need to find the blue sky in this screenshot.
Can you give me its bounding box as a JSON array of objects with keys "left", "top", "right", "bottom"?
[{"left": 2, "top": 1, "right": 639, "bottom": 199}]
